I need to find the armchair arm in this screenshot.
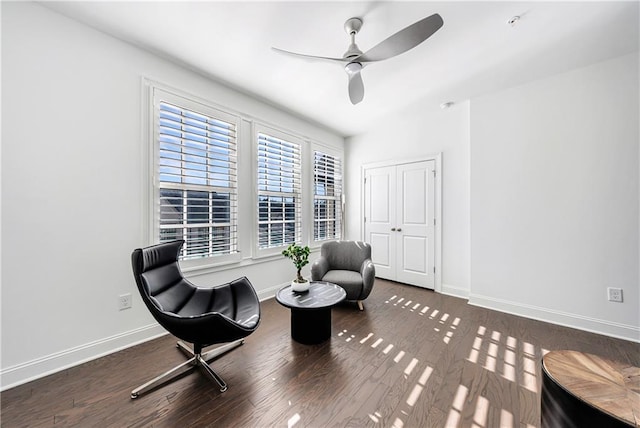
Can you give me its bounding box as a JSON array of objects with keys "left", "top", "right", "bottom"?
[
  {"left": 360, "top": 259, "right": 376, "bottom": 299},
  {"left": 311, "top": 256, "right": 329, "bottom": 281}
]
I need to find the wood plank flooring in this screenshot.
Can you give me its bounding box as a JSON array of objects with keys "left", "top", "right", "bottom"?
[{"left": 2, "top": 279, "right": 638, "bottom": 427}]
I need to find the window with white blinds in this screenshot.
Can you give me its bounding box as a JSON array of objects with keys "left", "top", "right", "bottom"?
[
  {"left": 156, "top": 98, "right": 238, "bottom": 260},
  {"left": 257, "top": 132, "right": 302, "bottom": 249},
  {"left": 314, "top": 150, "right": 342, "bottom": 241}
]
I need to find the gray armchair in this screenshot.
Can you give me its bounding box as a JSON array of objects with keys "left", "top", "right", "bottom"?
[{"left": 311, "top": 240, "right": 375, "bottom": 310}]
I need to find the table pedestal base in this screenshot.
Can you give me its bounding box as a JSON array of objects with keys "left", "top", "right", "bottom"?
[{"left": 290, "top": 308, "right": 331, "bottom": 344}]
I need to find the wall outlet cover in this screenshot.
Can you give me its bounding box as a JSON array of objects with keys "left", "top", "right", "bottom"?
[
  {"left": 607, "top": 287, "right": 623, "bottom": 303},
  {"left": 118, "top": 293, "right": 133, "bottom": 310}
]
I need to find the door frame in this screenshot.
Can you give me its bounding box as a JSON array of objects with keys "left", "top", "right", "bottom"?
[{"left": 360, "top": 153, "right": 442, "bottom": 293}]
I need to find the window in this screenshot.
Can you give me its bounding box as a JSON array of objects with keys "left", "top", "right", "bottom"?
[
  {"left": 313, "top": 150, "right": 342, "bottom": 241},
  {"left": 257, "top": 130, "right": 302, "bottom": 250},
  {"left": 153, "top": 90, "right": 239, "bottom": 261}
]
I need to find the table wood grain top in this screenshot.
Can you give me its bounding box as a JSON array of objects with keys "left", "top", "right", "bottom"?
[{"left": 542, "top": 350, "right": 640, "bottom": 426}]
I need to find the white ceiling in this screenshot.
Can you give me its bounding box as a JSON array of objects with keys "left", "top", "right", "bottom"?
[{"left": 42, "top": 1, "right": 639, "bottom": 137}]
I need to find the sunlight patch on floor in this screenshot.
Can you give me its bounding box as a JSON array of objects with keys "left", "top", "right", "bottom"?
[
  {"left": 465, "top": 324, "right": 541, "bottom": 394},
  {"left": 381, "top": 293, "right": 458, "bottom": 346},
  {"left": 404, "top": 358, "right": 419, "bottom": 376},
  {"left": 471, "top": 395, "right": 489, "bottom": 428},
  {"left": 368, "top": 411, "right": 382, "bottom": 423},
  {"left": 360, "top": 333, "right": 374, "bottom": 344},
  {"left": 522, "top": 341, "right": 538, "bottom": 392},
  {"left": 500, "top": 409, "right": 514, "bottom": 426},
  {"left": 468, "top": 328, "right": 484, "bottom": 363},
  {"left": 406, "top": 365, "right": 433, "bottom": 407},
  {"left": 287, "top": 413, "right": 301, "bottom": 428},
  {"left": 444, "top": 331, "right": 453, "bottom": 344},
  {"left": 446, "top": 384, "right": 469, "bottom": 427}
]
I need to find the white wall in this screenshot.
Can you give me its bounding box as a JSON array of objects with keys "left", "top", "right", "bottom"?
[
  {"left": 345, "top": 52, "right": 639, "bottom": 343},
  {"left": 345, "top": 100, "right": 471, "bottom": 297},
  {"left": 469, "top": 52, "right": 639, "bottom": 341},
  {"left": 1, "top": 2, "right": 343, "bottom": 389}
]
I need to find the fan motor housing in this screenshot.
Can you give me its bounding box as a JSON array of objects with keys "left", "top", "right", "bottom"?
[{"left": 344, "top": 17, "right": 363, "bottom": 35}]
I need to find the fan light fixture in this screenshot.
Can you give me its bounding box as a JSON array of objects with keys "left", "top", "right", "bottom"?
[{"left": 272, "top": 14, "right": 444, "bottom": 105}]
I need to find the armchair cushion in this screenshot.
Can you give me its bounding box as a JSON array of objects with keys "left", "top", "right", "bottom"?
[{"left": 322, "top": 269, "right": 364, "bottom": 297}]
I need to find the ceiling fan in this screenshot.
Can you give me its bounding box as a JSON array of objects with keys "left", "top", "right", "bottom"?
[{"left": 272, "top": 13, "right": 444, "bottom": 105}]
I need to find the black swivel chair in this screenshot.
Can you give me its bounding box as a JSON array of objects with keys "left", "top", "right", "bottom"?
[{"left": 130, "top": 240, "right": 260, "bottom": 398}]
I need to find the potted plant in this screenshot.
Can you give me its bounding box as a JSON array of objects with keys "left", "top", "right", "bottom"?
[{"left": 282, "top": 243, "right": 311, "bottom": 292}]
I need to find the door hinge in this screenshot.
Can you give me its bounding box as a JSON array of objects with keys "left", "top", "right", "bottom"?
[
  {"left": 434, "top": 218, "right": 436, "bottom": 226},
  {"left": 433, "top": 267, "right": 436, "bottom": 273}
]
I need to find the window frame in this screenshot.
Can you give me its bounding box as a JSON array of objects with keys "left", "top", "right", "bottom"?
[
  {"left": 311, "top": 144, "right": 343, "bottom": 246},
  {"left": 253, "top": 123, "right": 306, "bottom": 259},
  {"left": 148, "top": 84, "right": 243, "bottom": 269}
]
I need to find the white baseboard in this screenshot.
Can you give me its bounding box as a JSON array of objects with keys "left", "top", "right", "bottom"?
[
  {"left": 440, "top": 283, "right": 469, "bottom": 299},
  {"left": 468, "top": 293, "right": 640, "bottom": 343},
  {"left": 0, "top": 323, "right": 166, "bottom": 391},
  {"left": 1, "top": 285, "right": 285, "bottom": 391}
]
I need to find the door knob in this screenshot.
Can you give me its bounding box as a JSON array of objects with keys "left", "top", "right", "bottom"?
[
  {"left": 397, "top": 228, "right": 402, "bottom": 232},
  {"left": 391, "top": 228, "right": 396, "bottom": 231}
]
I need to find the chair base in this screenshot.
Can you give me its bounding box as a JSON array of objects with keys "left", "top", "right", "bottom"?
[
  {"left": 357, "top": 300, "right": 364, "bottom": 311},
  {"left": 130, "top": 339, "right": 244, "bottom": 399}
]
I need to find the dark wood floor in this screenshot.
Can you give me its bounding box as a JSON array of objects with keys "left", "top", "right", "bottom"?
[{"left": 2, "top": 279, "right": 638, "bottom": 427}]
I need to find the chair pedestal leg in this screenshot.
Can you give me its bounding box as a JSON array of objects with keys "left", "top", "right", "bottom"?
[
  {"left": 357, "top": 300, "right": 364, "bottom": 311},
  {"left": 176, "top": 340, "right": 193, "bottom": 356},
  {"left": 200, "top": 339, "right": 244, "bottom": 362},
  {"left": 130, "top": 339, "right": 245, "bottom": 399},
  {"left": 198, "top": 355, "right": 228, "bottom": 392},
  {"left": 131, "top": 357, "right": 196, "bottom": 399}
]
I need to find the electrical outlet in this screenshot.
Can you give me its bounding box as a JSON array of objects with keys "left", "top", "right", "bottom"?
[
  {"left": 607, "top": 287, "right": 623, "bottom": 303},
  {"left": 118, "top": 293, "right": 132, "bottom": 310}
]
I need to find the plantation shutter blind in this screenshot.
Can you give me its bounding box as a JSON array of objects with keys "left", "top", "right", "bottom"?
[
  {"left": 257, "top": 133, "right": 302, "bottom": 249},
  {"left": 157, "top": 101, "right": 238, "bottom": 260},
  {"left": 314, "top": 150, "right": 342, "bottom": 241}
]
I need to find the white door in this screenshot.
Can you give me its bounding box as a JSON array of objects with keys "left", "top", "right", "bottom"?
[
  {"left": 364, "top": 160, "right": 435, "bottom": 289},
  {"left": 364, "top": 166, "right": 396, "bottom": 280}
]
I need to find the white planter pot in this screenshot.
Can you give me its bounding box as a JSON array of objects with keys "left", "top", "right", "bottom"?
[{"left": 291, "top": 280, "right": 310, "bottom": 293}]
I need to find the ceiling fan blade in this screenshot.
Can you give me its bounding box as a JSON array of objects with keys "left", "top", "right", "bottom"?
[
  {"left": 356, "top": 13, "right": 443, "bottom": 63},
  {"left": 271, "top": 47, "right": 347, "bottom": 63},
  {"left": 348, "top": 69, "right": 364, "bottom": 105}
]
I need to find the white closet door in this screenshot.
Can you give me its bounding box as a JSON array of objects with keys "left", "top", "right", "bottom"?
[
  {"left": 395, "top": 161, "right": 435, "bottom": 288},
  {"left": 364, "top": 160, "right": 435, "bottom": 289},
  {"left": 364, "top": 166, "right": 396, "bottom": 280}
]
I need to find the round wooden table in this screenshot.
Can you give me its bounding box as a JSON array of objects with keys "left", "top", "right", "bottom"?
[
  {"left": 276, "top": 281, "right": 346, "bottom": 345},
  {"left": 541, "top": 350, "right": 640, "bottom": 427}
]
